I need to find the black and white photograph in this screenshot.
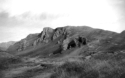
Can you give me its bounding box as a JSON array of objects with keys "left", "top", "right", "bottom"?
[{"left": 0, "top": 0, "right": 125, "bottom": 78}]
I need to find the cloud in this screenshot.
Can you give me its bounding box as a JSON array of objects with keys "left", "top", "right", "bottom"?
[
  {"left": 0, "top": 11, "right": 24, "bottom": 27},
  {"left": 0, "top": 0, "right": 7, "bottom": 5},
  {"left": 109, "top": 0, "right": 125, "bottom": 32},
  {"left": 0, "top": 11, "right": 60, "bottom": 28},
  {"left": 0, "top": 0, "right": 10, "bottom": 12},
  {"left": 0, "top": 11, "right": 62, "bottom": 42},
  {"left": 20, "top": 12, "right": 60, "bottom": 20},
  {"left": 0, "top": 0, "right": 125, "bottom": 42}
]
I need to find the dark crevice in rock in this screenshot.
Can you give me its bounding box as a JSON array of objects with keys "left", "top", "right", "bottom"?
[
  {"left": 67, "top": 40, "right": 76, "bottom": 49},
  {"left": 62, "top": 35, "right": 87, "bottom": 50}
]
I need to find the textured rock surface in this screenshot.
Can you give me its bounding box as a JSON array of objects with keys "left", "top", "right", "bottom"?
[
  {"left": 52, "top": 27, "right": 67, "bottom": 40},
  {"left": 62, "top": 35, "right": 87, "bottom": 50},
  {"left": 39, "top": 27, "right": 53, "bottom": 43},
  {"left": 32, "top": 27, "right": 54, "bottom": 46}
]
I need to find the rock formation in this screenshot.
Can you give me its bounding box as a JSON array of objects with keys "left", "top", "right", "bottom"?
[
  {"left": 52, "top": 27, "right": 67, "bottom": 40},
  {"left": 39, "top": 27, "right": 53, "bottom": 43},
  {"left": 62, "top": 35, "right": 87, "bottom": 50},
  {"left": 7, "top": 26, "right": 117, "bottom": 53},
  {"left": 33, "top": 27, "right": 54, "bottom": 46}
]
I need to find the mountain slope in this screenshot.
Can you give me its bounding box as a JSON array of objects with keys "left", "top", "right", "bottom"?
[
  {"left": 7, "top": 26, "right": 118, "bottom": 58},
  {"left": 0, "top": 41, "right": 15, "bottom": 51},
  {"left": 2, "top": 26, "right": 125, "bottom": 78}
]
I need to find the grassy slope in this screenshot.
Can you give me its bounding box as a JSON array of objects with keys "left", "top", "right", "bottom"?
[{"left": 2, "top": 26, "right": 125, "bottom": 78}]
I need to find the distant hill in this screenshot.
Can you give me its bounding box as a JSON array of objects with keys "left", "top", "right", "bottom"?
[{"left": 0, "top": 41, "right": 15, "bottom": 51}]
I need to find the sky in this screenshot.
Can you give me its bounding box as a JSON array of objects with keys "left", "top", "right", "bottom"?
[{"left": 0, "top": 0, "right": 125, "bottom": 42}]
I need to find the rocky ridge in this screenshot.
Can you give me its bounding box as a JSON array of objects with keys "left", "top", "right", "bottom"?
[{"left": 7, "top": 26, "right": 118, "bottom": 54}]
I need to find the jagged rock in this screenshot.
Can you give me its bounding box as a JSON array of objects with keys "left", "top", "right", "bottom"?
[
  {"left": 32, "top": 27, "right": 54, "bottom": 45},
  {"left": 52, "top": 27, "right": 69, "bottom": 40},
  {"left": 39, "top": 27, "right": 54, "bottom": 43},
  {"left": 33, "top": 39, "right": 39, "bottom": 46},
  {"left": 17, "top": 40, "right": 28, "bottom": 51},
  {"left": 62, "top": 35, "right": 87, "bottom": 50}
]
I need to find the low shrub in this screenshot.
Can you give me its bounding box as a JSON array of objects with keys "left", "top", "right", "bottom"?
[
  {"left": 0, "top": 57, "right": 22, "bottom": 70},
  {"left": 50, "top": 58, "right": 125, "bottom": 78},
  {"left": 50, "top": 61, "right": 99, "bottom": 78}
]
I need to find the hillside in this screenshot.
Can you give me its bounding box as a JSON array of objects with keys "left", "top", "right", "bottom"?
[
  {"left": 7, "top": 26, "right": 117, "bottom": 55},
  {"left": 1, "top": 26, "right": 125, "bottom": 78},
  {"left": 0, "top": 41, "right": 15, "bottom": 51}
]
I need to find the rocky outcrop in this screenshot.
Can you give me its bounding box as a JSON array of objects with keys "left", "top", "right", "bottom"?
[
  {"left": 33, "top": 27, "right": 54, "bottom": 45},
  {"left": 33, "top": 27, "right": 70, "bottom": 46},
  {"left": 17, "top": 39, "right": 30, "bottom": 51},
  {"left": 52, "top": 27, "right": 68, "bottom": 40},
  {"left": 39, "top": 27, "right": 53, "bottom": 43},
  {"left": 7, "top": 26, "right": 118, "bottom": 53},
  {"left": 62, "top": 35, "right": 87, "bottom": 50}
]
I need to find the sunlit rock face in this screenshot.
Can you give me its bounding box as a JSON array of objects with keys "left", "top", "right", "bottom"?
[
  {"left": 39, "top": 27, "right": 54, "bottom": 43},
  {"left": 33, "top": 27, "right": 54, "bottom": 45}
]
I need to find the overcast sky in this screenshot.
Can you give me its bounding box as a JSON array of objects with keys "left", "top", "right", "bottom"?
[{"left": 0, "top": 0, "right": 125, "bottom": 42}]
